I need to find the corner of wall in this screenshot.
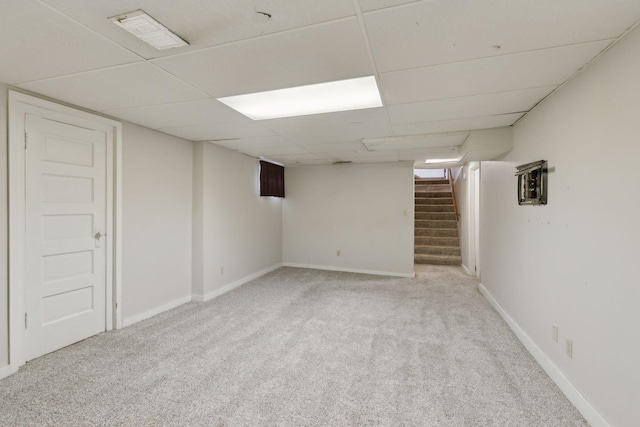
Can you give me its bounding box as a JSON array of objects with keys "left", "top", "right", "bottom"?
[
  {"left": 1, "top": 85, "right": 12, "bottom": 368},
  {"left": 191, "top": 142, "right": 205, "bottom": 297}
]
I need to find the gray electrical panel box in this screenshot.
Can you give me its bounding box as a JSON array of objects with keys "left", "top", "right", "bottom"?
[{"left": 516, "top": 160, "right": 547, "bottom": 205}]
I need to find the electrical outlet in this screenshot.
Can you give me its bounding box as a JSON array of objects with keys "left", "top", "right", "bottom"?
[
  {"left": 552, "top": 325, "right": 558, "bottom": 343},
  {"left": 336, "top": 250, "right": 341, "bottom": 257},
  {"left": 220, "top": 266, "right": 224, "bottom": 275},
  {"left": 566, "top": 339, "right": 573, "bottom": 358}
]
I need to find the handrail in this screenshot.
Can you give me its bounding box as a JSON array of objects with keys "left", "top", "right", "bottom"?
[{"left": 448, "top": 168, "right": 460, "bottom": 221}]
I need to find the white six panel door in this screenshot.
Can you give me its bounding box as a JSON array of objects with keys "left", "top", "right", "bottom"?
[{"left": 25, "top": 114, "right": 107, "bottom": 361}]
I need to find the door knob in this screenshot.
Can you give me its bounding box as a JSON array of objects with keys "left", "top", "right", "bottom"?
[{"left": 95, "top": 231, "right": 105, "bottom": 239}]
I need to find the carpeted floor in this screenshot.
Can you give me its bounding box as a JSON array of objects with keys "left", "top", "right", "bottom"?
[{"left": 0, "top": 266, "right": 587, "bottom": 426}]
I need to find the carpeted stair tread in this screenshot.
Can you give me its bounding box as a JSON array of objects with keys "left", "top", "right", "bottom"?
[
  {"left": 415, "top": 219, "right": 458, "bottom": 229},
  {"left": 415, "top": 212, "right": 457, "bottom": 220},
  {"left": 415, "top": 184, "right": 451, "bottom": 192},
  {"left": 415, "top": 197, "right": 454, "bottom": 205},
  {"left": 415, "top": 228, "right": 459, "bottom": 237},
  {"left": 414, "top": 178, "right": 449, "bottom": 185},
  {"left": 414, "top": 245, "right": 461, "bottom": 256},
  {"left": 416, "top": 204, "right": 455, "bottom": 213},
  {"left": 414, "top": 191, "right": 452, "bottom": 198},
  {"left": 414, "top": 254, "right": 462, "bottom": 265},
  {"left": 415, "top": 236, "right": 460, "bottom": 246}
]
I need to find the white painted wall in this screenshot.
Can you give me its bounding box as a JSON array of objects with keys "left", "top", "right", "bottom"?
[
  {"left": 122, "top": 123, "right": 193, "bottom": 323},
  {"left": 454, "top": 163, "right": 483, "bottom": 276},
  {"left": 283, "top": 162, "right": 414, "bottom": 276},
  {"left": 0, "top": 84, "right": 9, "bottom": 369},
  {"left": 192, "top": 142, "right": 283, "bottom": 300},
  {"left": 191, "top": 142, "right": 205, "bottom": 298},
  {"left": 480, "top": 25, "right": 640, "bottom": 427},
  {"left": 452, "top": 166, "right": 471, "bottom": 272}
]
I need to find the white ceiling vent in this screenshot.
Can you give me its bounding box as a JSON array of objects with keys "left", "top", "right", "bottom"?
[{"left": 111, "top": 10, "right": 188, "bottom": 50}]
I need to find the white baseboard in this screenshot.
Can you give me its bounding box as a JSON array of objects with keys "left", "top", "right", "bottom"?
[
  {"left": 192, "top": 263, "right": 282, "bottom": 303},
  {"left": 282, "top": 262, "right": 415, "bottom": 278},
  {"left": 478, "top": 283, "right": 609, "bottom": 427},
  {"left": 0, "top": 364, "right": 12, "bottom": 380},
  {"left": 122, "top": 294, "right": 192, "bottom": 328}
]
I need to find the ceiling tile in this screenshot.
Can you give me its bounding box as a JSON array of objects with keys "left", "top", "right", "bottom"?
[
  {"left": 359, "top": 0, "right": 420, "bottom": 13},
  {"left": 241, "top": 145, "right": 311, "bottom": 158},
  {"left": 263, "top": 108, "right": 392, "bottom": 145},
  {"left": 365, "top": 0, "right": 640, "bottom": 72},
  {"left": 364, "top": 133, "right": 469, "bottom": 151},
  {"left": 303, "top": 141, "right": 370, "bottom": 155},
  {"left": 323, "top": 149, "right": 401, "bottom": 161},
  {"left": 105, "top": 99, "right": 250, "bottom": 129},
  {"left": 159, "top": 121, "right": 276, "bottom": 141},
  {"left": 352, "top": 157, "right": 400, "bottom": 164},
  {"left": 379, "top": 41, "right": 611, "bottom": 105},
  {"left": 265, "top": 153, "right": 330, "bottom": 166},
  {"left": 397, "top": 147, "right": 464, "bottom": 162},
  {"left": 0, "top": 1, "right": 139, "bottom": 84},
  {"left": 392, "top": 114, "right": 523, "bottom": 135},
  {"left": 387, "top": 86, "right": 556, "bottom": 124},
  {"left": 212, "top": 136, "right": 294, "bottom": 151},
  {"left": 152, "top": 18, "right": 373, "bottom": 97},
  {"left": 41, "top": 0, "right": 355, "bottom": 59},
  {"left": 17, "top": 63, "right": 208, "bottom": 112}
]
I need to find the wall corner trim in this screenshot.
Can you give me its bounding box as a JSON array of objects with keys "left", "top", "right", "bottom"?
[
  {"left": 0, "top": 365, "right": 12, "bottom": 380},
  {"left": 461, "top": 264, "right": 472, "bottom": 276},
  {"left": 478, "top": 283, "right": 610, "bottom": 427},
  {"left": 192, "top": 263, "right": 283, "bottom": 303},
  {"left": 122, "top": 294, "right": 192, "bottom": 328},
  {"left": 282, "top": 263, "right": 415, "bottom": 278}
]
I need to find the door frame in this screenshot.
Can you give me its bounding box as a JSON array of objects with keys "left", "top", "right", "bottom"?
[
  {"left": 468, "top": 163, "right": 481, "bottom": 279},
  {"left": 8, "top": 91, "right": 123, "bottom": 372}
]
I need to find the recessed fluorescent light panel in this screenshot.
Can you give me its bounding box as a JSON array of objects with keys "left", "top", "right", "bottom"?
[
  {"left": 425, "top": 157, "right": 460, "bottom": 164},
  {"left": 217, "top": 76, "right": 383, "bottom": 120},
  {"left": 111, "top": 10, "right": 188, "bottom": 50}
]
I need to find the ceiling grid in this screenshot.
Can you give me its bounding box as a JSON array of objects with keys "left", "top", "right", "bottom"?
[{"left": 2, "top": 0, "right": 639, "bottom": 166}]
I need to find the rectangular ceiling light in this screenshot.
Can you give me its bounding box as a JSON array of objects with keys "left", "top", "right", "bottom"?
[
  {"left": 111, "top": 10, "right": 188, "bottom": 50},
  {"left": 217, "top": 76, "right": 383, "bottom": 120},
  {"left": 425, "top": 157, "right": 460, "bottom": 164}
]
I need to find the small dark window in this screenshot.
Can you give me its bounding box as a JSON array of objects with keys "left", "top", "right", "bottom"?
[{"left": 259, "top": 160, "right": 285, "bottom": 198}]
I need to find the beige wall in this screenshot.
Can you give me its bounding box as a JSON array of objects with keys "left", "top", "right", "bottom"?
[
  {"left": 480, "top": 25, "right": 640, "bottom": 426},
  {"left": 0, "top": 84, "right": 8, "bottom": 369},
  {"left": 121, "top": 123, "right": 193, "bottom": 322},
  {"left": 283, "top": 162, "right": 415, "bottom": 276},
  {"left": 192, "top": 142, "right": 283, "bottom": 299}
]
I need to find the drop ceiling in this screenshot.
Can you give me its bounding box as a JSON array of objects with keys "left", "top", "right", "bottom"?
[{"left": 1, "top": 0, "right": 639, "bottom": 166}]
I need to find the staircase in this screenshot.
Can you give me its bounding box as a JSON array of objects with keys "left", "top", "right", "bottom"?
[{"left": 414, "top": 177, "right": 462, "bottom": 265}]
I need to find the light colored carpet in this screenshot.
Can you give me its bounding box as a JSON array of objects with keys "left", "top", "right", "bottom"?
[{"left": 0, "top": 266, "right": 587, "bottom": 426}]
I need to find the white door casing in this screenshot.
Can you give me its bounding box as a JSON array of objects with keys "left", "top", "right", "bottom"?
[
  {"left": 8, "top": 91, "right": 122, "bottom": 371},
  {"left": 467, "top": 163, "right": 480, "bottom": 278},
  {"left": 473, "top": 166, "right": 481, "bottom": 279},
  {"left": 25, "top": 115, "right": 107, "bottom": 361}
]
